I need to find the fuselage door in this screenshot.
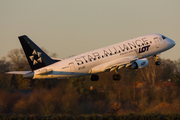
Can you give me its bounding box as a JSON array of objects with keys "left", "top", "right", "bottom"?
[
  {"left": 69, "top": 62, "right": 75, "bottom": 74},
  {"left": 154, "top": 37, "right": 160, "bottom": 48}
]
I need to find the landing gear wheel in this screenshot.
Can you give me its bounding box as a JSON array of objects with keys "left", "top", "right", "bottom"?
[
  {"left": 113, "top": 74, "right": 121, "bottom": 81},
  {"left": 155, "top": 61, "right": 161, "bottom": 65},
  {"left": 90, "top": 74, "right": 99, "bottom": 81},
  {"left": 154, "top": 55, "right": 161, "bottom": 65}
]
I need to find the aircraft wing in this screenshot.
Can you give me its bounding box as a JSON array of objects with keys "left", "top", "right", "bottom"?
[
  {"left": 104, "top": 56, "right": 137, "bottom": 71},
  {"left": 89, "top": 56, "right": 138, "bottom": 74},
  {"left": 103, "top": 50, "right": 145, "bottom": 72}
]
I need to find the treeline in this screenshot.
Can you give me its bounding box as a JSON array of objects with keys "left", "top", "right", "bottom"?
[
  {"left": 0, "top": 48, "right": 180, "bottom": 116},
  {"left": 1, "top": 114, "right": 180, "bottom": 120}
]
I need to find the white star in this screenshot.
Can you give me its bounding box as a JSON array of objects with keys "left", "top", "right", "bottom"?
[
  {"left": 37, "top": 57, "right": 42, "bottom": 63},
  {"left": 33, "top": 60, "right": 38, "bottom": 65},
  {"left": 29, "top": 50, "right": 42, "bottom": 65},
  {"left": 32, "top": 50, "right": 37, "bottom": 55},
  {"left": 29, "top": 56, "right": 34, "bottom": 61}
]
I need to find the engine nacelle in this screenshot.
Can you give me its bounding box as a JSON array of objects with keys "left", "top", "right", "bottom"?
[{"left": 129, "top": 58, "right": 148, "bottom": 69}]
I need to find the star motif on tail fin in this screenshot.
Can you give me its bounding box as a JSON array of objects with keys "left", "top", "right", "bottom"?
[{"left": 29, "top": 50, "right": 42, "bottom": 65}]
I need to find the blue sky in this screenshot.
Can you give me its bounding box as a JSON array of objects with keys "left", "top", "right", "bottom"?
[{"left": 0, "top": 0, "right": 179, "bottom": 60}]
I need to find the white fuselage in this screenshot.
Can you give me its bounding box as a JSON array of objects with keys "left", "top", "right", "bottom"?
[{"left": 32, "top": 33, "right": 175, "bottom": 79}]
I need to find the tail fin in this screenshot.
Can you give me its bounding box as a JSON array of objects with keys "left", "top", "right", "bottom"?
[{"left": 19, "top": 35, "right": 59, "bottom": 71}]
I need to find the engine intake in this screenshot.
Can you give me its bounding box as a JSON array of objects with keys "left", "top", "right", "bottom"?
[{"left": 129, "top": 58, "right": 148, "bottom": 69}]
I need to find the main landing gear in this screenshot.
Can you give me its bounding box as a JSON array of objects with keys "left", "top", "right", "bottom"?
[
  {"left": 90, "top": 74, "right": 99, "bottom": 81},
  {"left": 112, "top": 68, "right": 121, "bottom": 81},
  {"left": 90, "top": 68, "right": 121, "bottom": 81},
  {"left": 154, "top": 55, "right": 161, "bottom": 65},
  {"left": 90, "top": 73, "right": 121, "bottom": 81}
]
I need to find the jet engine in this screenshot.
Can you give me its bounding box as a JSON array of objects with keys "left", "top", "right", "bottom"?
[{"left": 128, "top": 58, "right": 148, "bottom": 69}]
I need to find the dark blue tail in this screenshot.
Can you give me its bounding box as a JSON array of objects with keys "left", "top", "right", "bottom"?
[{"left": 19, "top": 35, "right": 59, "bottom": 71}]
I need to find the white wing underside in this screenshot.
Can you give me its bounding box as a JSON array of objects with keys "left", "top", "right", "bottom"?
[
  {"left": 105, "top": 56, "right": 138, "bottom": 70},
  {"left": 90, "top": 56, "right": 138, "bottom": 73},
  {"left": 105, "top": 51, "right": 144, "bottom": 71}
]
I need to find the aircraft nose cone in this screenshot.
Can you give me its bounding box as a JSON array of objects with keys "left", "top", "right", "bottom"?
[
  {"left": 172, "top": 40, "right": 176, "bottom": 47},
  {"left": 167, "top": 39, "right": 175, "bottom": 50},
  {"left": 169, "top": 38, "right": 176, "bottom": 47}
]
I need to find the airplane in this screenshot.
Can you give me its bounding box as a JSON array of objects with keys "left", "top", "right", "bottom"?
[{"left": 6, "top": 33, "right": 175, "bottom": 81}]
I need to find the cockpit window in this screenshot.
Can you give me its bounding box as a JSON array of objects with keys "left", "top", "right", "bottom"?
[{"left": 161, "top": 35, "right": 167, "bottom": 39}]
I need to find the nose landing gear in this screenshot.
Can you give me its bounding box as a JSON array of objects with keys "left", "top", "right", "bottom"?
[
  {"left": 154, "top": 55, "right": 161, "bottom": 65},
  {"left": 155, "top": 61, "right": 161, "bottom": 65},
  {"left": 113, "top": 74, "right": 121, "bottom": 81}
]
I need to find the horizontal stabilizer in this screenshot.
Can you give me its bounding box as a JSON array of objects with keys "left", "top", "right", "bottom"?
[
  {"left": 51, "top": 57, "right": 63, "bottom": 61},
  {"left": 6, "top": 71, "right": 31, "bottom": 75}
]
